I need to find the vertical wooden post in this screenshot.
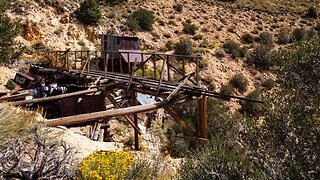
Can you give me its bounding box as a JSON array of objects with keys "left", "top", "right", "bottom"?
[
  {"left": 111, "top": 52, "right": 114, "bottom": 72},
  {"left": 153, "top": 54, "right": 157, "bottom": 79},
  {"left": 95, "top": 51, "right": 98, "bottom": 69},
  {"left": 104, "top": 53, "right": 109, "bottom": 79},
  {"left": 195, "top": 57, "right": 199, "bottom": 85},
  {"left": 141, "top": 53, "right": 144, "bottom": 77},
  {"left": 87, "top": 51, "right": 90, "bottom": 76},
  {"left": 127, "top": 52, "right": 130, "bottom": 74},
  {"left": 197, "top": 96, "right": 207, "bottom": 138},
  {"left": 131, "top": 91, "right": 139, "bottom": 150},
  {"left": 167, "top": 55, "right": 171, "bottom": 81}
]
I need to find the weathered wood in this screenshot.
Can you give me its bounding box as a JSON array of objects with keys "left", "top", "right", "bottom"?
[
  {"left": 131, "top": 91, "right": 139, "bottom": 150},
  {"left": 127, "top": 58, "right": 138, "bottom": 93},
  {"left": 80, "top": 57, "right": 90, "bottom": 75},
  {"left": 166, "top": 73, "right": 191, "bottom": 101},
  {"left": 10, "top": 89, "right": 98, "bottom": 106},
  {"left": 155, "top": 58, "right": 167, "bottom": 99},
  {"left": 197, "top": 96, "right": 207, "bottom": 138},
  {"left": 98, "top": 129, "right": 104, "bottom": 142},
  {"left": 105, "top": 92, "right": 141, "bottom": 135},
  {"left": 0, "top": 92, "right": 31, "bottom": 103},
  {"left": 92, "top": 123, "right": 102, "bottom": 141},
  {"left": 45, "top": 100, "right": 171, "bottom": 126},
  {"left": 164, "top": 107, "right": 196, "bottom": 135}
]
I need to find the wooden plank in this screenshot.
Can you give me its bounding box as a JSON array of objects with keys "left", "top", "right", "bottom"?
[
  {"left": 131, "top": 91, "right": 139, "bottom": 150},
  {"left": 166, "top": 73, "right": 192, "bottom": 101},
  {"left": 10, "top": 89, "right": 98, "bottom": 106},
  {"left": 155, "top": 58, "right": 167, "bottom": 99},
  {"left": 127, "top": 58, "right": 138, "bottom": 93},
  {"left": 0, "top": 92, "right": 31, "bottom": 103},
  {"left": 197, "top": 96, "right": 207, "bottom": 138},
  {"left": 105, "top": 92, "right": 141, "bottom": 135},
  {"left": 168, "top": 63, "right": 197, "bottom": 85},
  {"left": 45, "top": 100, "right": 171, "bottom": 126},
  {"left": 98, "top": 129, "right": 104, "bottom": 142},
  {"left": 164, "top": 107, "right": 196, "bottom": 135}
]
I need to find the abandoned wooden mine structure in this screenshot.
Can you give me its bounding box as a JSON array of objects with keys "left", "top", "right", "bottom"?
[{"left": 2, "top": 35, "right": 262, "bottom": 150}]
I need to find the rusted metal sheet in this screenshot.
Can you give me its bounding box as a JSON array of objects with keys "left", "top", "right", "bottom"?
[
  {"left": 60, "top": 92, "right": 106, "bottom": 117},
  {"left": 13, "top": 72, "right": 35, "bottom": 89}
]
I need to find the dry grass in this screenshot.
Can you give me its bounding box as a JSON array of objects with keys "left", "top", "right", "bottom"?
[{"left": 0, "top": 103, "right": 43, "bottom": 144}]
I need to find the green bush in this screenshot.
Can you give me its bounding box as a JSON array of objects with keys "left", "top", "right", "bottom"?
[
  {"left": 75, "top": 0, "right": 101, "bottom": 25},
  {"left": 291, "top": 28, "right": 306, "bottom": 41},
  {"left": 174, "top": 38, "right": 194, "bottom": 56},
  {"left": 126, "top": 8, "right": 155, "bottom": 31},
  {"left": 4, "top": 79, "right": 15, "bottom": 90},
  {"left": 277, "top": 29, "right": 290, "bottom": 44},
  {"left": 107, "top": 0, "right": 127, "bottom": 5},
  {"left": 215, "top": 49, "right": 226, "bottom": 58},
  {"left": 306, "top": 28, "right": 317, "bottom": 40},
  {"left": 179, "top": 136, "right": 262, "bottom": 180},
  {"left": 239, "top": 88, "right": 261, "bottom": 115},
  {"left": 229, "top": 74, "right": 248, "bottom": 93},
  {"left": 0, "top": 0, "right": 23, "bottom": 65},
  {"left": 222, "top": 40, "right": 246, "bottom": 58},
  {"left": 306, "top": 6, "right": 317, "bottom": 18},
  {"left": 220, "top": 84, "right": 233, "bottom": 100},
  {"left": 173, "top": 3, "right": 183, "bottom": 12},
  {"left": 247, "top": 45, "right": 273, "bottom": 70},
  {"left": 259, "top": 31, "right": 273, "bottom": 48},
  {"left": 165, "top": 40, "right": 175, "bottom": 51},
  {"left": 183, "top": 23, "right": 198, "bottom": 35},
  {"left": 262, "top": 78, "right": 275, "bottom": 90},
  {"left": 241, "top": 32, "right": 254, "bottom": 44}
]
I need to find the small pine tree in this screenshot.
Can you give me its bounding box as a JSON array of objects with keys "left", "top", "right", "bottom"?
[
  {"left": 75, "top": 0, "right": 102, "bottom": 25},
  {"left": 0, "top": 0, "right": 23, "bottom": 65}
]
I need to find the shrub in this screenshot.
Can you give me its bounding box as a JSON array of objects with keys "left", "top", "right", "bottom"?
[
  {"left": 259, "top": 31, "right": 273, "bottom": 48},
  {"left": 262, "top": 78, "right": 275, "bottom": 90},
  {"left": 222, "top": 40, "right": 246, "bottom": 58},
  {"left": 75, "top": 0, "right": 101, "bottom": 25},
  {"left": 107, "top": 0, "right": 127, "bottom": 5},
  {"left": 183, "top": 23, "right": 198, "bottom": 35},
  {"left": 165, "top": 40, "right": 175, "bottom": 51},
  {"left": 158, "top": 19, "right": 165, "bottom": 26},
  {"left": 306, "top": 28, "right": 317, "bottom": 40},
  {"left": 241, "top": 32, "right": 254, "bottom": 44},
  {"left": 0, "top": 0, "right": 23, "bottom": 65},
  {"left": 306, "top": 6, "right": 317, "bottom": 18},
  {"left": 179, "top": 136, "right": 262, "bottom": 180},
  {"left": 173, "top": 3, "right": 183, "bottom": 12},
  {"left": 314, "top": 21, "right": 320, "bottom": 31},
  {"left": 198, "top": 58, "right": 208, "bottom": 68},
  {"left": 239, "top": 88, "right": 261, "bottom": 115},
  {"left": 215, "top": 49, "right": 226, "bottom": 58},
  {"left": 126, "top": 18, "right": 140, "bottom": 31},
  {"left": 174, "top": 38, "right": 194, "bottom": 55},
  {"left": 229, "top": 74, "right": 248, "bottom": 93},
  {"left": 291, "top": 28, "right": 306, "bottom": 41},
  {"left": 247, "top": 45, "right": 273, "bottom": 70},
  {"left": 76, "top": 150, "right": 133, "bottom": 180},
  {"left": 126, "top": 8, "right": 155, "bottom": 31},
  {"left": 4, "top": 79, "right": 16, "bottom": 90},
  {"left": 277, "top": 29, "right": 290, "bottom": 44},
  {"left": 193, "top": 34, "right": 203, "bottom": 40},
  {"left": 220, "top": 84, "right": 233, "bottom": 99}
]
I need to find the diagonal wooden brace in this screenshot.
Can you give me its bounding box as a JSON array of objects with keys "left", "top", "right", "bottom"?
[
  {"left": 164, "top": 107, "right": 196, "bottom": 136},
  {"left": 105, "top": 91, "right": 141, "bottom": 135},
  {"left": 166, "top": 73, "right": 193, "bottom": 101}
]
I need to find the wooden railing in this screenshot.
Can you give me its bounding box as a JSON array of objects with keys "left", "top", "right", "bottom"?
[{"left": 43, "top": 50, "right": 202, "bottom": 85}]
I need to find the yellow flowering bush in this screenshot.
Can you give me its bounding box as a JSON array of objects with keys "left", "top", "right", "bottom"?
[{"left": 76, "top": 150, "right": 134, "bottom": 180}]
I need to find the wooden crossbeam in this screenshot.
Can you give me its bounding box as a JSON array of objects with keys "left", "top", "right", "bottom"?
[
  {"left": 45, "top": 100, "right": 171, "bottom": 126},
  {"left": 0, "top": 92, "right": 31, "bottom": 103},
  {"left": 166, "top": 73, "right": 192, "bottom": 101},
  {"left": 9, "top": 89, "right": 98, "bottom": 106},
  {"left": 80, "top": 56, "right": 90, "bottom": 76},
  {"left": 164, "top": 107, "right": 196, "bottom": 135},
  {"left": 105, "top": 92, "right": 141, "bottom": 135}
]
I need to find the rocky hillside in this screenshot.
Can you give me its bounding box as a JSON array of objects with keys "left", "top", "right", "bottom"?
[{"left": 7, "top": 0, "right": 318, "bottom": 97}]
